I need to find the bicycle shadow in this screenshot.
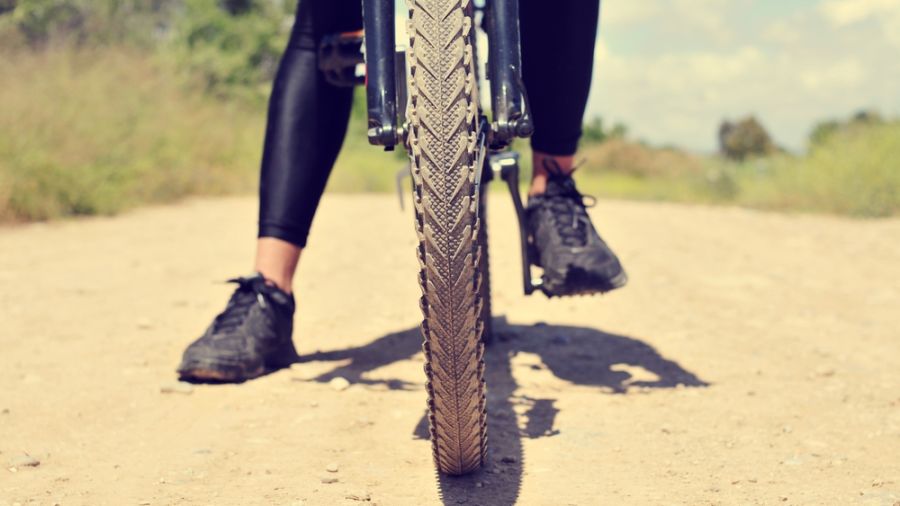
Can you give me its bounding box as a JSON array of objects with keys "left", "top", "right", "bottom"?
[{"left": 302, "top": 317, "right": 707, "bottom": 506}]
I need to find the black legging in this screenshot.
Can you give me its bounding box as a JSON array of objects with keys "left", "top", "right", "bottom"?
[{"left": 259, "top": 0, "right": 600, "bottom": 247}]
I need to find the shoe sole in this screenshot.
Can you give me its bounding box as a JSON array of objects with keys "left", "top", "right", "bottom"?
[
  {"left": 177, "top": 340, "right": 299, "bottom": 383},
  {"left": 541, "top": 262, "right": 628, "bottom": 297},
  {"left": 177, "top": 359, "right": 265, "bottom": 383}
]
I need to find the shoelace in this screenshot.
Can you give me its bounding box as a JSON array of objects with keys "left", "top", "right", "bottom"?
[
  {"left": 211, "top": 276, "right": 268, "bottom": 333},
  {"left": 540, "top": 158, "right": 597, "bottom": 248}
]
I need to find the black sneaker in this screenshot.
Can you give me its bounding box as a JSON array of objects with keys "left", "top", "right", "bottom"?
[
  {"left": 526, "top": 166, "right": 627, "bottom": 297},
  {"left": 177, "top": 274, "right": 299, "bottom": 382}
]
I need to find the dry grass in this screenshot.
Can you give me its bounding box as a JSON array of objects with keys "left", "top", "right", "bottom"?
[
  {"left": 0, "top": 47, "right": 264, "bottom": 221},
  {"left": 581, "top": 138, "right": 705, "bottom": 178},
  {"left": 2, "top": 47, "right": 896, "bottom": 222},
  {"left": 572, "top": 127, "right": 900, "bottom": 218}
]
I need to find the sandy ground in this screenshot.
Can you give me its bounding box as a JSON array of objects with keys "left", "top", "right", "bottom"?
[{"left": 1, "top": 194, "right": 899, "bottom": 506}]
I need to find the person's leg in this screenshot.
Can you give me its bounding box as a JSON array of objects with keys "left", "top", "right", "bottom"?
[
  {"left": 517, "top": 1, "right": 626, "bottom": 296},
  {"left": 255, "top": 0, "right": 363, "bottom": 292},
  {"left": 519, "top": 0, "right": 600, "bottom": 195},
  {"left": 177, "top": 0, "right": 362, "bottom": 381}
]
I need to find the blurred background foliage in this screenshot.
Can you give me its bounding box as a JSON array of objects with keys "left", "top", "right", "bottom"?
[{"left": 1, "top": 0, "right": 898, "bottom": 222}]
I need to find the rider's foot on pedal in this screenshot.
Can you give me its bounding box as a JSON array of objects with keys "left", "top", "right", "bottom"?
[
  {"left": 177, "top": 273, "right": 298, "bottom": 382},
  {"left": 526, "top": 162, "right": 627, "bottom": 297}
]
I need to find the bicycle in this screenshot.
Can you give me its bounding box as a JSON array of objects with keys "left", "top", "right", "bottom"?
[{"left": 320, "top": 0, "right": 542, "bottom": 475}]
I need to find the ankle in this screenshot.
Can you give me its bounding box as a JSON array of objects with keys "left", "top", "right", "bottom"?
[
  {"left": 529, "top": 174, "right": 549, "bottom": 197},
  {"left": 254, "top": 237, "right": 302, "bottom": 294},
  {"left": 257, "top": 271, "right": 293, "bottom": 294},
  {"left": 530, "top": 151, "right": 576, "bottom": 196}
]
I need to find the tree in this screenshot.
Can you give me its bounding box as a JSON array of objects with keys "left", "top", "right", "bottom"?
[{"left": 718, "top": 116, "right": 776, "bottom": 161}]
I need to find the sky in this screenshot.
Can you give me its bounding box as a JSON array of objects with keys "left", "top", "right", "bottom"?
[{"left": 588, "top": 0, "right": 900, "bottom": 152}]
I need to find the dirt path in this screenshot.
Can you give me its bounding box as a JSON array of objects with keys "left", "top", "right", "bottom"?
[{"left": 1, "top": 194, "right": 898, "bottom": 506}]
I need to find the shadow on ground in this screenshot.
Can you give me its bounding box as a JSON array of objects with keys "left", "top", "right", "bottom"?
[{"left": 302, "top": 317, "right": 707, "bottom": 506}]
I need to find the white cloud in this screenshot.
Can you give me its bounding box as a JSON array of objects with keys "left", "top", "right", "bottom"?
[
  {"left": 763, "top": 18, "right": 802, "bottom": 45},
  {"left": 820, "top": 0, "right": 900, "bottom": 47},
  {"left": 586, "top": 0, "right": 900, "bottom": 151},
  {"left": 819, "top": 0, "right": 900, "bottom": 26},
  {"left": 600, "top": 3, "right": 662, "bottom": 25},
  {"left": 602, "top": 0, "right": 735, "bottom": 42},
  {"left": 800, "top": 60, "right": 865, "bottom": 91},
  {"left": 672, "top": 0, "right": 734, "bottom": 43}
]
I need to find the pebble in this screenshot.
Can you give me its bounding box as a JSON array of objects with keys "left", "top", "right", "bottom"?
[
  {"left": 782, "top": 455, "right": 803, "bottom": 466},
  {"left": 8, "top": 454, "right": 40, "bottom": 468},
  {"left": 137, "top": 318, "right": 153, "bottom": 330},
  {"left": 321, "top": 476, "right": 339, "bottom": 484},
  {"left": 816, "top": 367, "right": 836, "bottom": 378},
  {"left": 346, "top": 491, "right": 371, "bottom": 501},
  {"left": 329, "top": 377, "right": 351, "bottom": 391},
  {"left": 500, "top": 456, "right": 517, "bottom": 464},
  {"left": 160, "top": 382, "right": 194, "bottom": 395},
  {"left": 326, "top": 463, "right": 339, "bottom": 473}
]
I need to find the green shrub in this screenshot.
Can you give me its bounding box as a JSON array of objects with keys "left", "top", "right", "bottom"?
[
  {"left": 738, "top": 120, "right": 900, "bottom": 217},
  {"left": 173, "top": 0, "right": 293, "bottom": 95},
  {"left": 581, "top": 117, "right": 628, "bottom": 145},
  {"left": 0, "top": 0, "right": 179, "bottom": 48},
  {"left": 809, "top": 110, "right": 884, "bottom": 148}
]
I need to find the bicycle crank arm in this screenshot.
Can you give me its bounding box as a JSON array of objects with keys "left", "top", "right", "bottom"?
[{"left": 490, "top": 152, "right": 542, "bottom": 295}]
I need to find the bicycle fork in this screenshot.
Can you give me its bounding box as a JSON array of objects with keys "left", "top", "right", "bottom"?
[{"left": 355, "top": 0, "right": 541, "bottom": 296}]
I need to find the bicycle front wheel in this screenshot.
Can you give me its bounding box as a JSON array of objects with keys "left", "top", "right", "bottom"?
[{"left": 407, "top": 0, "right": 487, "bottom": 476}]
